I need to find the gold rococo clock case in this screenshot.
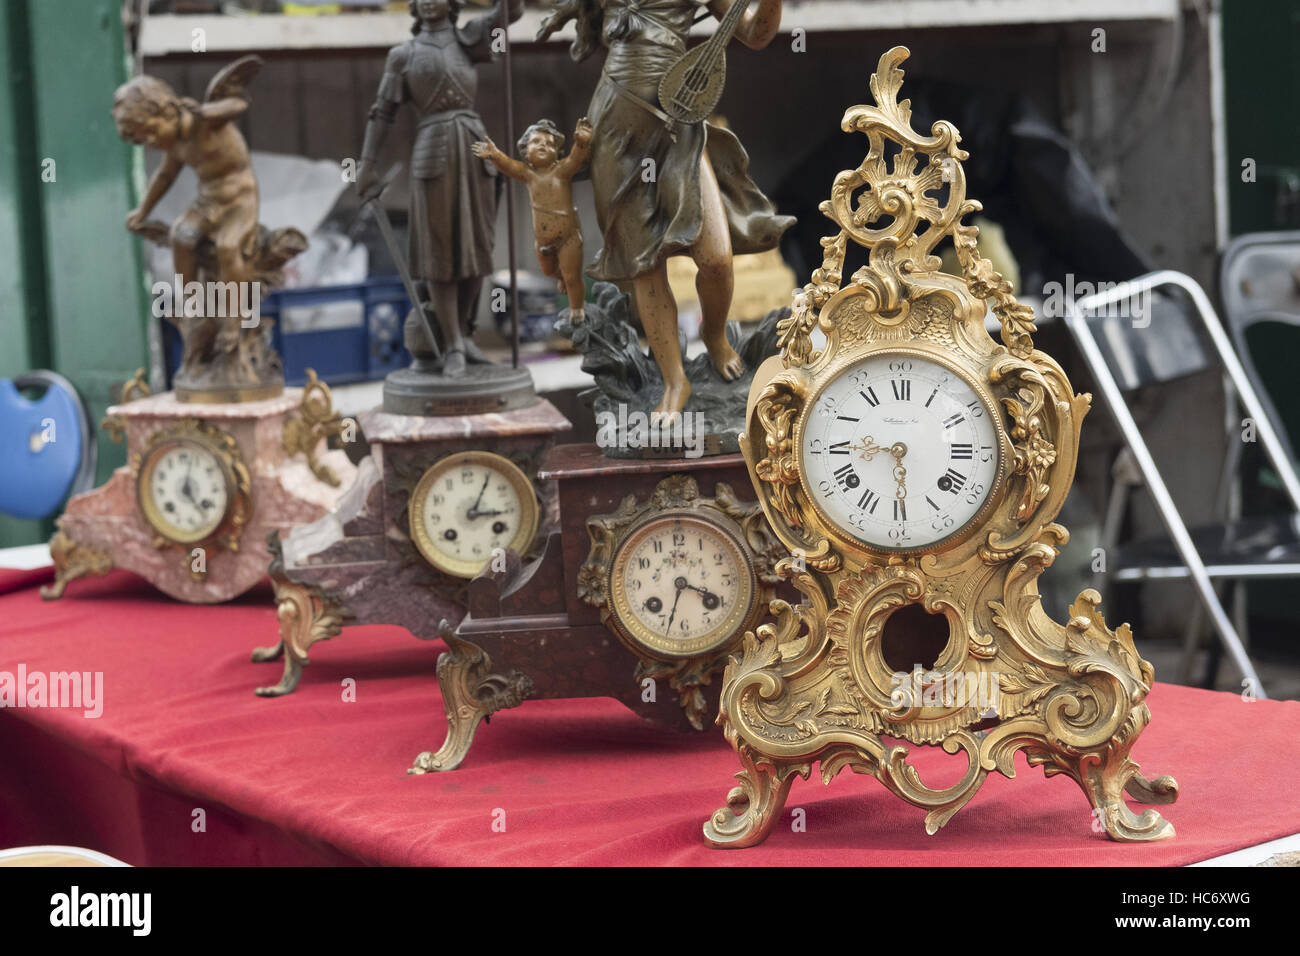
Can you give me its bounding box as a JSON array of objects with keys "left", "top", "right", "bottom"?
[{"left": 707, "top": 47, "right": 1177, "bottom": 848}]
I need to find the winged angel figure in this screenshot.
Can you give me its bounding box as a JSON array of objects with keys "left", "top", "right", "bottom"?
[{"left": 113, "top": 56, "right": 306, "bottom": 392}]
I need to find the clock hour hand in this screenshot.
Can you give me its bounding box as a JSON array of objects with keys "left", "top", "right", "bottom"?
[
  {"left": 852, "top": 435, "right": 883, "bottom": 462},
  {"left": 680, "top": 580, "right": 722, "bottom": 611}
]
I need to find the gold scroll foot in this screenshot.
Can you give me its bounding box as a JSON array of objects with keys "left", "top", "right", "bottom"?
[
  {"left": 409, "top": 626, "right": 534, "bottom": 774},
  {"left": 1058, "top": 749, "right": 1177, "bottom": 842},
  {"left": 251, "top": 639, "right": 307, "bottom": 698},
  {"left": 40, "top": 531, "right": 112, "bottom": 600},
  {"left": 703, "top": 746, "right": 803, "bottom": 849},
  {"left": 253, "top": 567, "right": 347, "bottom": 698},
  {"left": 1125, "top": 769, "right": 1180, "bottom": 805}
]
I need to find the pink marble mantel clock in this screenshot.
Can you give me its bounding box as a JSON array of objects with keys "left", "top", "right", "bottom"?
[{"left": 44, "top": 370, "right": 357, "bottom": 605}]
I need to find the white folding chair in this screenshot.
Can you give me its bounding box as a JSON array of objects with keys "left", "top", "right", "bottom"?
[{"left": 1063, "top": 270, "right": 1300, "bottom": 699}]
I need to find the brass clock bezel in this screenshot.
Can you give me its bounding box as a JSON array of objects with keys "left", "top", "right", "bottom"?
[
  {"left": 795, "top": 345, "right": 1011, "bottom": 558},
  {"left": 133, "top": 419, "right": 247, "bottom": 549},
  {"left": 408, "top": 450, "right": 540, "bottom": 580},
  {"left": 607, "top": 511, "right": 762, "bottom": 661}
]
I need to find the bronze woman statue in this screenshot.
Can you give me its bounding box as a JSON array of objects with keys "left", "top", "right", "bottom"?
[
  {"left": 540, "top": 0, "right": 794, "bottom": 416},
  {"left": 357, "top": 0, "right": 524, "bottom": 378}
]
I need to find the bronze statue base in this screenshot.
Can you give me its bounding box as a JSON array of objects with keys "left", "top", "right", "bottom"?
[
  {"left": 382, "top": 363, "right": 537, "bottom": 417},
  {"left": 557, "top": 283, "right": 787, "bottom": 460},
  {"left": 171, "top": 329, "right": 286, "bottom": 405}
]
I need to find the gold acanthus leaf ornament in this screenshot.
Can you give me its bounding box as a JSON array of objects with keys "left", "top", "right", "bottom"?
[
  {"left": 281, "top": 368, "right": 355, "bottom": 488},
  {"left": 100, "top": 368, "right": 152, "bottom": 443}
]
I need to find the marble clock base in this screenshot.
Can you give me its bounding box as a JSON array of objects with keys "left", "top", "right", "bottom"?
[
  {"left": 44, "top": 389, "right": 356, "bottom": 604},
  {"left": 250, "top": 399, "right": 572, "bottom": 697},
  {"left": 409, "top": 443, "right": 778, "bottom": 774}
]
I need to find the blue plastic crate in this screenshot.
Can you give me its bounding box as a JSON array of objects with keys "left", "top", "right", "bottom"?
[{"left": 162, "top": 277, "right": 412, "bottom": 388}]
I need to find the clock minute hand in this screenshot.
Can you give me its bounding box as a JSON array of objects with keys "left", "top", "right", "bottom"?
[
  {"left": 890, "top": 441, "right": 908, "bottom": 499},
  {"left": 665, "top": 577, "right": 686, "bottom": 634},
  {"left": 466, "top": 472, "right": 491, "bottom": 519}
]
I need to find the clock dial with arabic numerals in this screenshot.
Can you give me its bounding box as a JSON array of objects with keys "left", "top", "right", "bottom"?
[
  {"left": 138, "top": 440, "right": 231, "bottom": 544},
  {"left": 800, "top": 352, "right": 1003, "bottom": 552},
  {"left": 408, "top": 451, "right": 540, "bottom": 579},
  {"left": 609, "top": 514, "right": 758, "bottom": 659}
]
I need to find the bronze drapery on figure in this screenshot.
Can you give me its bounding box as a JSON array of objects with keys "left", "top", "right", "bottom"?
[
  {"left": 358, "top": 0, "right": 526, "bottom": 384},
  {"left": 538, "top": 0, "right": 794, "bottom": 417},
  {"left": 114, "top": 55, "right": 306, "bottom": 403}
]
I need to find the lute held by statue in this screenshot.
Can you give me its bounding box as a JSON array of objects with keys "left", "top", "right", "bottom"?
[{"left": 658, "top": 0, "right": 753, "bottom": 124}]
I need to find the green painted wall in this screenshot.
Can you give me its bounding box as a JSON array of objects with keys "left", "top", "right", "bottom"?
[
  {"left": 0, "top": 0, "right": 148, "bottom": 547},
  {"left": 1223, "top": 1, "right": 1300, "bottom": 235}
]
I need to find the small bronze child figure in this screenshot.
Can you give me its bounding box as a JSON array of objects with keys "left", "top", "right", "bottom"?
[{"left": 473, "top": 118, "right": 592, "bottom": 322}]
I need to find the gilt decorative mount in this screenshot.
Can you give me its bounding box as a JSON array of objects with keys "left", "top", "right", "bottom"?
[{"left": 705, "top": 47, "right": 1177, "bottom": 848}]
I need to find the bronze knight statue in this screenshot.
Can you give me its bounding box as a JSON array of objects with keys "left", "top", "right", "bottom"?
[{"left": 357, "top": 0, "right": 527, "bottom": 401}]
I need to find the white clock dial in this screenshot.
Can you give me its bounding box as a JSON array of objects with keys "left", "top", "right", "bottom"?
[
  {"left": 801, "top": 353, "right": 1002, "bottom": 551},
  {"left": 141, "top": 442, "right": 230, "bottom": 543},
  {"left": 409, "top": 452, "right": 539, "bottom": 578},
  {"left": 610, "top": 515, "right": 756, "bottom": 658}
]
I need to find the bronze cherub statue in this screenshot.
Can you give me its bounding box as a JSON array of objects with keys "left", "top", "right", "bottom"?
[
  {"left": 473, "top": 117, "right": 592, "bottom": 323},
  {"left": 113, "top": 55, "right": 306, "bottom": 402}
]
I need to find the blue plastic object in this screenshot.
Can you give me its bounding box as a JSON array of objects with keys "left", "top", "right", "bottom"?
[
  {"left": 161, "top": 277, "right": 412, "bottom": 388},
  {"left": 0, "top": 372, "right": 96, "bottom": 520}
]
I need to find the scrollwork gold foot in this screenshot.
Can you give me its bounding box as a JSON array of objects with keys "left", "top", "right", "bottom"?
[
  {"left": 253, "top": 649, "right": 304, "bottom": 698},
  {"left": 250, "top": 640, "right": 284, "bottom": 663},
  {"left": 254, "top": 535, "right": 349, "bottom": 697},
  {"left": 408, "top": 627, "right": 534, "bottom": 774},
  {"left": 1044, "top": 743, "right": 1176, "bottom": 842},
  {"left": 1092, "top": 796, "right": 1176, "bottom": 842},
  {"left": 40, "top": 531, "right": 112, "bottom": 600},
  {"left": 1125, "top": 769, "right": 1179, "bottom": 806},
  {"left": 704, "top": 745, "right": 803, "bottom": 848}
]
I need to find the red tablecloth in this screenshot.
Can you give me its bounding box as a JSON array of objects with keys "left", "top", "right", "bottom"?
[{"left": 1, "top": 567, "right": 1297, "bottom": 866}]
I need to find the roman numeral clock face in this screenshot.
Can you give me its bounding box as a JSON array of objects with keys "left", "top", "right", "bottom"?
[{"left": 800, "top": 353, "right": 1004, "bottom": 552}]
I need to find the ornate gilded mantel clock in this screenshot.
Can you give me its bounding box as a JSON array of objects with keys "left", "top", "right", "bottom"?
[{"left": 704, "top": 48, "right": 1177, "bottom": 847}]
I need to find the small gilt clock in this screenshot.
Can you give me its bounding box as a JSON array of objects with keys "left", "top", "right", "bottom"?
[
  {"left": 133, "top": 418, "right": 251, "bottom": 569},
  {"left": 408, "top": 451, "right": 540, "bottom": 579},
  {"left": 605, "top": 508, "right": 762, "bottom": 661},
  {"left": 705, "top": 47, "right": 1177, "bottom": 848}
]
